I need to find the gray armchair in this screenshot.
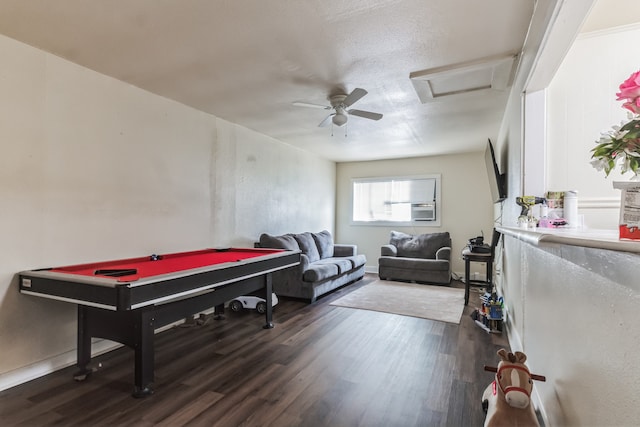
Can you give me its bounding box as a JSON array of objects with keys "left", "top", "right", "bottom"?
[{"left": 378, "top": 231, "right": 452, "bottom": 285}]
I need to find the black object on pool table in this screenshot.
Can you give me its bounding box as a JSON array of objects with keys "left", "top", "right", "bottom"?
[{"left": 94, "top": 268, "right": 137, "bottom": 277}]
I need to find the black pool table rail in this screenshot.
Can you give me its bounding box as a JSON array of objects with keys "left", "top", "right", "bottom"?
[{"left": 19, "top": 249, "right": 300, "bottom": 311}]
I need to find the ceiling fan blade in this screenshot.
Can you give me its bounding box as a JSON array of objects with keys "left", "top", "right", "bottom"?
[
  {"left": 293, "top": 101, "right": 331, "bottom": 109},
  {"left": 318, "top": 113, "right": 334, "bottom": 127},
  {"left": 348, "top": 109, "right": 383, "bottom": 121},
  {"left": 342, "top": 88, "right": 368, "bottom": 107}
]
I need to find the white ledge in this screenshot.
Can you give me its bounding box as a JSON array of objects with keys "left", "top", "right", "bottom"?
[{"left": 496, "top": 226, "right": 640, "bottom": 254}]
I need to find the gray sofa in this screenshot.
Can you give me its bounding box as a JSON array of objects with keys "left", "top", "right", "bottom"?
[
  {"left": 258, "top": 230, "right": 366, "bottom": 302},
  {"left": 378, "top": 231, "right": 451, "bottom": 285}
]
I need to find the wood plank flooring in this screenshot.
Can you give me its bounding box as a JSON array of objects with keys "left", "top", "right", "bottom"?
[{"left": 0, "top": 274, "right": 509, "bottom": 426}]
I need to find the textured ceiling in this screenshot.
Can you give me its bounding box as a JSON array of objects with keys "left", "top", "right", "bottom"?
[{"left": 0, "top": 0, "right": 538, "bottom": 161}]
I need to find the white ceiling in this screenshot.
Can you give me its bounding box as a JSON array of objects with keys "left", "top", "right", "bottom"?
[
  {"left": 0, "top": 1, "right": 543, "bottom": 162},
  {"left": 581, "top": 0, "right": 640, "bottom": 32}
]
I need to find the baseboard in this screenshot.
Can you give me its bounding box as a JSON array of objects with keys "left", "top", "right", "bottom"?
[
  {"left": 0, "top": 316, "right": 195, "bottom": 392},
  {"left": 0, "top": 339, "right": 121, "bottom": 392},
  {"left": 453, "top": 273, "right": 487, "bottom": 283}
]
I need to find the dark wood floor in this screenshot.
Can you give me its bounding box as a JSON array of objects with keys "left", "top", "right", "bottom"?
[{"left": 0, "top": 274, "right": 509, "bottom": 426}]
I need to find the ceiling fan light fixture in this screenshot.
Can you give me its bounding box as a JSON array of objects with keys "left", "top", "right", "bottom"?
[{"left": 332, "top": 113, "right": 348, "bottom": 127}]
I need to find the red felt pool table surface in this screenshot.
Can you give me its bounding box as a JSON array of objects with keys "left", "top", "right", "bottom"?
[{"left": 50, "top": 248, "right": 284, "bottom": 281}]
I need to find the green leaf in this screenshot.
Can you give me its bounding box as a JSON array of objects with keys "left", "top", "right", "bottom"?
[
  {"left": 623, "top": 128, "right": 640, "bottom": 139},
  {"left": 620, "top": 119, "right": 640, "bottom": 132}
]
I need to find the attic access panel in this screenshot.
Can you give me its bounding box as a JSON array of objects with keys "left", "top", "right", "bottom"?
[{"left": 410, "top": 54, "right": 517, "bottom": 103}]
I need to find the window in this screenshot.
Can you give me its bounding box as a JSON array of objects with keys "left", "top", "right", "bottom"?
[{"left": 352, "top": 174, "right": 441, "bottom": 226}]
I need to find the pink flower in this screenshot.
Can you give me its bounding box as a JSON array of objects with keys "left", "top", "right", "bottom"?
[
  {"left": 616, "top": 71, "right": 640, "bottom": 113},
  {"left": 592, "top": 70, "right": 640, "bottom": 177},
  {"left": 622, "top": 97, "right": 640, "bottom": 115}
]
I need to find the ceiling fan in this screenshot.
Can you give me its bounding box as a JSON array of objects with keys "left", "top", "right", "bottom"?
[{"left": 293, "top": 88, "right": 383, "bottom": 127}]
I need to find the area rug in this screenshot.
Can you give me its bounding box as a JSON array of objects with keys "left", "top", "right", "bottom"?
[{"left": 330, "top": 280, "right": 465, "bottom": 324}]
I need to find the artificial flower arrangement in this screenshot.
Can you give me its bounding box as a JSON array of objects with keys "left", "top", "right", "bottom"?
[{"left": 590, "top": 70, "right": 640, "bottom": 177}]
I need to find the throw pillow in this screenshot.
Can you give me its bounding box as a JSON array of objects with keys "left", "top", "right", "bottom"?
[
  {"left": 259, "top": 233, "right": 300, "bottom": 251},
  {"left": 312, "top": 230, "right": 334, "bottom": 259},
  {"left": 293, "top": 232, "right": 321, "bottom": 262},
  {"left": 390, "top": 230, "right": 450, "bottom": 259}
]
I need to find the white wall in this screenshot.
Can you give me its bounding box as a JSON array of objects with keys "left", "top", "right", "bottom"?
[
  {"left": 546, "top": 23, "right": 640, "bottom": 229},
  {"left": 211, "top": 119, "right": 335, "bottom": 246},
  {"left": 502, "top": 234, "right": 640, "bottom": 427},
  {"left": 336, "top": 153, "right": 495, "bottom": 277},
  {"left": 0, "top": 34, "right": 335, "bottom": 390},
  {"left": 497, "top": 3, "right": 640, "bottom": 425}
]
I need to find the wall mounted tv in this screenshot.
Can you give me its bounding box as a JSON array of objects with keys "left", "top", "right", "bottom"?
[{"left": 485, "top": 138, "right": 507, "bottom": 203}]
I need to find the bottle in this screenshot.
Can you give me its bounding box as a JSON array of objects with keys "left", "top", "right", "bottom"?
[
  {"left": 538, "top": 200, "right": 550, "bottom": 228},
  {"left": 540, "top": 200, "right": 548, "bottom": 218},
  {"left": 564, "top": 190, "right": 579, "bottom": 228}
]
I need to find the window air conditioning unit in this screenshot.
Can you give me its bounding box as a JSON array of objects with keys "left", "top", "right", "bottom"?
[{"left": 411, "top": 203, "right": 435, "bottom": 221}]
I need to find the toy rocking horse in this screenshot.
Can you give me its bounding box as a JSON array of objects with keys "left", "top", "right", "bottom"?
[{"left": 482, "top": 349, "right": 546, "bottom": 427}]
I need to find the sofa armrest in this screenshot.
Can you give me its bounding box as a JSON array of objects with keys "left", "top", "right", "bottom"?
[
  {"left": 436, "top": 246, "right": 451, "bottom": 261},
  {"left": 299, "top": 253, "right": 311, "bottom": 271},
  {"left": 333, "top": 244, "right": 357, "bottom": 257},
  {"left": 381, "top": 244, "right": 397, "bottom": 257}
]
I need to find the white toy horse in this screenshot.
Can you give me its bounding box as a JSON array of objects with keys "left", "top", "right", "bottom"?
[{"left": 482, "top": 349, "right": 545, "bottom": 427}]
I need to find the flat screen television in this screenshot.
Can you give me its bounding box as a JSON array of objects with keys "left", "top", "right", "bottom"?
[{"left": 485, "top": 138, "right": 506, "bottom": 203}]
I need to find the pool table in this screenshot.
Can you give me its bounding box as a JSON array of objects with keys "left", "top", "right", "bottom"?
[{"left": 19, "top": 248, "right": 300, "bottom": 397}]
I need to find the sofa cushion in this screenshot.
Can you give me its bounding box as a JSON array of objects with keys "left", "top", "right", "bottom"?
[
  {"left": 303, "top": 263, "right": 339, "bottom": 282},
  {"left": 259, "top": 233, "right": 300, "bottom": 251},
  {"left": 342, "top": 254, "right": 367, "bottom": 269},
  {"left": 312, "top": 230, "right": 334, "bottom": 259},
  {"left": 378, "top": 256, "right": 449, "bottom": 271},
  {"left": 390, "top": 231, "right": 450, "bottom": 259},
  {"left": 294, "top": 232, "right": 321, "bottom": 262},
  {"left": 315, "top": 257, "right": 352, "bottom": 274}
]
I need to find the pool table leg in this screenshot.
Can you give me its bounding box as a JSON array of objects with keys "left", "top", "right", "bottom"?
[
  {"left": 132, "top": 310, "right": 155, "bottom": 398},
  {"left": 263, "top": 273, "right": 274, "bottom": 329},
  {"left": 213, "top": 303, "right": 225, "bottom": 320},
  {"left": 74, "top": 306, "right": 93, "bottom": 381}
]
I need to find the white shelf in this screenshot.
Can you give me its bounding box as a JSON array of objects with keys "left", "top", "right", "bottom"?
[{"left": 497, "top": 226, "right": 640, "bottom": 254}]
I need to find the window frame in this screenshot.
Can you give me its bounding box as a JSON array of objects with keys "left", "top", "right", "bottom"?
[{"left": 350, "top": 174, "right": 442, "bottom": 227}]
